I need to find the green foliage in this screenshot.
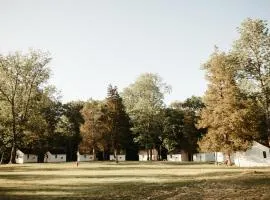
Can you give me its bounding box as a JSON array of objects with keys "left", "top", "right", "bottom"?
[
  {"left": 122, "top": 73, "right": 170, "bottom": 160},
  {"left": 106, "top": 85, "right": 132, "bottom": 152},
  {"left": 233, "top": 18, "right": 270, "bottom": 145},
  {"left": 163, "top": 97, "right": 204, "bottom": 155},
  {"left": 0, "top": 50, "right": 52, "bottom": 163}
]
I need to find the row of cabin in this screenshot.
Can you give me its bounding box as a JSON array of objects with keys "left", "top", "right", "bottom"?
[
  {"left": 140, "top": 141, "right": 270, "bottom": 167},
  {"left": 15, "top": 150, "right": 126, "bottom": 164},
  {"left": 192, "top": 141, "right": 270, "bottom": 167},
  {"left": 15, "top": 141, "right": 270, "bottom": 167}
]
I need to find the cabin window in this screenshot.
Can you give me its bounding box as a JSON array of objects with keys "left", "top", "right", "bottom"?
[
  {"left": 16, "top": 155, "right": 18, "bottom": 159},
  {"left": 55, "top": 155, "right": 57, "bottom": 159},
  {"left": 84, "top": 155, "right": 86, "bottom": 158},
  {"left": 263, "top": 151, "right": 267, "bottom": 158},
  {"left": 170, "top": 155, "right": 172, "bottom": 158}
]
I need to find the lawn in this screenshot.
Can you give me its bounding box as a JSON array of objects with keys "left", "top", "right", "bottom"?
[{"left": 0, "top": 162, "right": 270, "bottom": 200}]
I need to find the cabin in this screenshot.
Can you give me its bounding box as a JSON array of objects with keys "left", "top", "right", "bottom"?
[
  {"left": 213, "top": 152, "right": 235, "bottom": 164},
  {"left": 166, "top": 149, "right": 190, "bottom": 162},
  {"left": 109, "top": 155, "right": 126, "bottom": 161},
  {"left": 234, "top": 141, "right": 270, "bottom": 167},
  {"left": 44, "top": 150, "right": 66, "bottom": 163},
  {"left": 77, "top": 152, "right": 95, "bottom": 162},
  {"left": 15, "top": 149, "right": 38, "bottom": 164},
  {"left": 193, "top": 152, "right": 215, "bottom": 162},
  {"left": 167, "top": 154, "right": 181, "bottom": 162},
  {"left": 138, "top": 149, "right": 158, "bottom": 161}
]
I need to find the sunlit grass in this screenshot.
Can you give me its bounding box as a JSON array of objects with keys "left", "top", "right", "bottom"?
[{"left": 0, "top": 162, "right": 270, "bottom": 199}]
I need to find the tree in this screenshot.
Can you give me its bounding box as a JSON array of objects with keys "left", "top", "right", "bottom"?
[
  {"left": 80, "top": 100, "right": 109, "bottom": 159},
  {"left": 163, "top": 97, "right": 204, "bottom": 159},
  {"left": 163, "top": 107, "right": 184, "bottom": 153},
  {"left": 122, "top": 73, "right": 171, "bottom": 160},
  {"left": 0, "top": 51, "right": 51, "bottom": 163},
  {"left": 56, "top": 101, "right": 84, "bottom": 161},
  {"left": 232, "top": 18, "right": 270, "bottom": 145},
  {"left": 105, "top": 85, "right": 132, "bottom": 162},
  {"left": 198, "top": 50, "right": 259, "bottom": 165}
]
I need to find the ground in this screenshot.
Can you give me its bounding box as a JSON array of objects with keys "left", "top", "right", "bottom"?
[{"left": 0, "top": 162, "right": 269, "bottom": 200}]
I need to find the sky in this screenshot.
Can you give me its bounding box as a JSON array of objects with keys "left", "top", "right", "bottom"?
[{"left": 0, "top": 0, "right": 270, "bottom": 105}]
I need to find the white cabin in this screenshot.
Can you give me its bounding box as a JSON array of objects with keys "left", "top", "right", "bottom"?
[
  {"left": 167, "top": 154, "right": 182, "bottom": 162},
  {"left": 109, "top": 155, "right": 126, "bottom": 161},
  {"left": 77, "top": 152, "right": 95, "bottom": 162},
  {"left": 15, "top": 150, "right": 37, "bottom": 164},
  {"left": 138, "top": 149, "right": 158, "bottom": 161},
  {"left": 193, "top": 152, "right": 215, "bottom": 162},
  {"left": 234, "top": 141, "right": 270, "bottom": 167},
  {"left": 213, "top": 152, "right": 235, "bottom": 164},
  {"left": 44, "top": 151, "right": 66, "bottom": 163}
]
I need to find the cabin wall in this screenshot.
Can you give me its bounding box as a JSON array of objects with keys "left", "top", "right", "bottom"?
[
  {"left": 167, "top": 154, "right": 181, "bottom": 162},
  {"left": 44, "top": 152, "right": 66, "bottom": 163},
  {"left": 193, "top": 153, "right": 215, "bottom": 162},
  {"left": 109, "top": 155, "right": 126, "bottom": 161},
  {"left": 234, "top": 142, "right": 270, "bottom": 167},
  {"left": 79, "top": 154, "right": 95, "bottom": 162}
]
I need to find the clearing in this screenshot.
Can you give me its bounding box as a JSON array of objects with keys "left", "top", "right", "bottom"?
[{"left": 0, "top": 162, "right": 269, "bottom": 200}]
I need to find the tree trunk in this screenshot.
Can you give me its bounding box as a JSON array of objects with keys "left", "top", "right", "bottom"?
[
  {"left": 92, "top": 147, "right": 96, "bottom": 161},
  {"left": 9, "top": 103, "right": 17, "bottom": 164},
  {"left": 226, "top": 153, "right": 232, "bottom": 166},
  {"left": 114, "top": 148, "right": 118, "bottom": 163},
  {"left": 9, "top": 142, "right": 16, "bottom": 164},
  {"left": 0, "top": 152, "right": 4, "bottom": 164},
  {"left": 150, "top": 149, "right": 153, "bottom": 161}
]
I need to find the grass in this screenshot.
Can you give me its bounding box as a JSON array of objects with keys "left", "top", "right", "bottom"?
[{"left": 0, "top": 162, "right": 270, "bottom": 200}]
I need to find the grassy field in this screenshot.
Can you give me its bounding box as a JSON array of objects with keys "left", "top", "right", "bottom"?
[{"left": 0, "top": 162, "right": 270, "bottom": 200}]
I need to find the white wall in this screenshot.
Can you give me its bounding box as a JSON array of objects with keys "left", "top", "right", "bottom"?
[
  {"left": 193, "top": 153, "right": 215, "bottom": 162},
  {"left": 109, "top": 155, "right": 126, "bottom": 161},
  {"left": 44, "top": 152, "right": 66, "bottom": 163},
  {"left": 15, "top": 150, "right": 37, "bottom": 164},
  {"left": 234, "top": 142, "right": 270, "bottom": 167},
  {"left": 167, "top": 154, "right": 181, "bottom": 162},
  {"left": 139, "top": 154, "right": 158, "bottom": 161},
  {"left": 79, "top": 154, "right": 95, "bottom": 162}
]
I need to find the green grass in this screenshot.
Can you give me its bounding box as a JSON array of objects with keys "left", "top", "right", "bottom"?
[{"left": 0, "top": 162, "right": 270, "bottom": 200}]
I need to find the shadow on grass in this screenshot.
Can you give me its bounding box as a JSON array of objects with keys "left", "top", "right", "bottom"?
[
  {"left": 0, "top": 175, "right": 270, "bottom": 200},
  {"left": 0, "top": 170, "right": 270, "bottom": 200}
]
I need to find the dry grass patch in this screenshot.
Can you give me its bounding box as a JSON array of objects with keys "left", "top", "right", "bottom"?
[{"left": 0, "top": 162, "right": 269, "bottom": 199}]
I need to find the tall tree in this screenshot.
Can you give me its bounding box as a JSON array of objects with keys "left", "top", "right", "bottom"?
[
  {"left": 56, "top": 101, "right": 84, "bottom": 161},
  {"left": 232, "top": 18, "right": 270, "bottom": 145},
  {"left": 163, "top": 97, "right": 204, "bottom": 158},
  {"left": 80, "top": 100, "right": 109, "bottom": 159},
  {"left": 0, "top": 51, "right": 51, "bottom": 163},
  {"left": 105, "top": 85, "right": 132, "bottom": 162},
  {"left": 198, "top": 50, "right": 259, "bottom": 165},
  {"left": 122, "top": 73, "right": 171, "bottom": 160}
]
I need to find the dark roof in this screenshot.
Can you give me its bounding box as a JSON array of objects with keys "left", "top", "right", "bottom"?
[
  {"left": 17, "top": 148, "right": 36, "bottom": 154},
  {"left": 48, "top": 148, "right": 66, "bottom": 154}
]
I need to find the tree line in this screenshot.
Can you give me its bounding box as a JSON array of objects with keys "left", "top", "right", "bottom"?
[{"left": 0, "top": 18, "right": 269, "bottom": 164}]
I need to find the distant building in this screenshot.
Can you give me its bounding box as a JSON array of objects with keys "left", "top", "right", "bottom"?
[
  {"left": 15, "top": 149, "right": 38, "bottom": 164},
  {"left": 167, "top": 149, "right": 190, "bottom": 162},
  {"left": 193, "top": 152, "right": 215, "bottom": 162},
  {"left": 138, "top": 149, "right": 158, "bottom": 161},
  {"left": 109, "top": 155, "right": 126, "bottom": 161},
  {"left": 77, "top": 152, "right": 95, "bottom": 162},
  {"left": 234, "top": 141, "right": 270, "bottom": 167},
  {"left": 44, "top": 150, "right": 66, "bottom": 163},
  {"left": 167, "top": 154, "right": 182, "bottom": 162}
]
